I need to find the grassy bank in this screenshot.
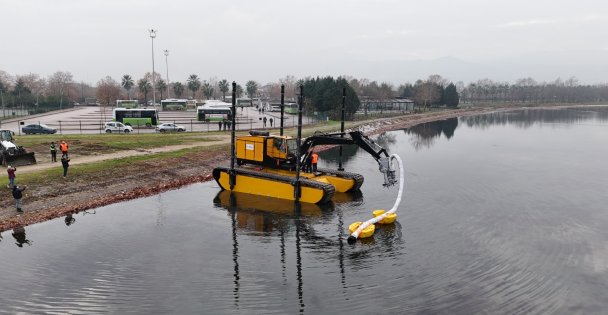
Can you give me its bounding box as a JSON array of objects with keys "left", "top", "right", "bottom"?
[
  {"left": 18, "top": 143, "right": 227, "bottom": 184},
  {"left": 14, "top": 132, "right": 224, "bottom": 156}
]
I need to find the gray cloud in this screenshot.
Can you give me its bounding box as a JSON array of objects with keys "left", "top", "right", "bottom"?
[{"left": 1, "top": 0, "right": 607, "bottom": 85}]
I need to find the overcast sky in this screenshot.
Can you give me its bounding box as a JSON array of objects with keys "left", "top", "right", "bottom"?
[{"left": 1, "top": 0, "right": 607, "bottom": 85}]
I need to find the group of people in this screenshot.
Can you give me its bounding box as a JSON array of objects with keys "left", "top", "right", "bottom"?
[
  {"left": 218, "top": 119, "right": 232, "bottom": 131},
  {"left": 6, "top": 140, "right": 71, "bottom": 213},
  {"left": 262, "top": 116, "right": 274, "bottom": 128},
  {"left": 51, "top": 140, "right": 71, "bottom": 177}
]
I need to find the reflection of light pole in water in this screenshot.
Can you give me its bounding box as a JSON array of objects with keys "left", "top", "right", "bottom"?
[
  {"left": 164, "top": 49, "right": 170, "bottom": 99},
  {"left": 295, "top": 203, "right": 305, "bottom": 312},
  {"left": 229, "top": 193, "right": 240, "bottom": 306},
  {"left": 149, "top": 29, "right": 157, "bottom": 106}
]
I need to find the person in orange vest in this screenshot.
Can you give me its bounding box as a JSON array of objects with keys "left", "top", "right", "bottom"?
[
  {"left": 59, "top": 140, "right": 69, "bottom": 158},
  {"left": 311, "top": 151, "right": 319, "bottom": 173}
]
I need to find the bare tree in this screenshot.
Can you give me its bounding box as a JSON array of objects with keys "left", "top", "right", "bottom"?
[
  {"left": 96, "top": 76, "right": 121, "bottom": 107},
  {"left": 413, "top": 80, "right": 441, "bottom": 109},
  {"left": 47, "top": 71, "right": 74, "bottom": 109}
]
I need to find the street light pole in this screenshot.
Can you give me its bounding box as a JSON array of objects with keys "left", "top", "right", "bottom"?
[
  {"left": 149, "top": 29, "right": 157, "bottom": 106},
  {"left": 164, "top": 49, "right": 170, "bottom": 99}
]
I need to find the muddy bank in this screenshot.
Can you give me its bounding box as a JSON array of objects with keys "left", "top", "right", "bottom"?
[{"left": 0, "top": 151, "right": 229, "bottom": 232}]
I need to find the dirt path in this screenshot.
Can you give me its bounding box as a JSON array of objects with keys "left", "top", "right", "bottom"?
[
  {"left": 17, "top": 136, "right": 231, "bottom": 174},
  {"left": 0, "top": 105, "right": 580, "bottom": 232}
]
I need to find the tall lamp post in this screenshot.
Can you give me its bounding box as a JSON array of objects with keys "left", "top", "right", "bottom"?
[
  {"left": 164, "top": 49, "right": 170, "bottom": 98},
  {"left": 149, "top": 29, "right": 157, "bottom": 106}
]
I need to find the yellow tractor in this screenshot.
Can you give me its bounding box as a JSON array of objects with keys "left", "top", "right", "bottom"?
[{"left": 213, "top": 130, "right": 393, "bottom": 204}]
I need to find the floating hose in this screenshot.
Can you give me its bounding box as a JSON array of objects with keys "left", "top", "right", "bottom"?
[{"left": 347, "top": 154, "right": 404, "bottom": 244}]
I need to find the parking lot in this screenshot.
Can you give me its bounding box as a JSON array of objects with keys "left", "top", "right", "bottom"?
[{"left": 0, "top": 105, "right": 317, "bottom": 135}]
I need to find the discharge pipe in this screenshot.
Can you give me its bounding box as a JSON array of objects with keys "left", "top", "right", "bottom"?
[{"left": 347, "top": 154, "right": 405, "bottom": 244}]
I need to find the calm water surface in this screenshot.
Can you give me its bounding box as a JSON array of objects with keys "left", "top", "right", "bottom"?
[{"left": 1, "top": 107, "right": 608, "bottom": 314}]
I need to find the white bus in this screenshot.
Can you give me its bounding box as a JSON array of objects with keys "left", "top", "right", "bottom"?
[
  {"left": 236, "top": 98, "right": 253, "bottom": 107},
  {"left": 161, "top": 99, "right": 188, "bottom": 111},
  {"left": 116, "top": 100, "right": 139, "bottom": 108},
  {"left": 113, "top": 108, "right": 159, "bottom": 127},
  {"left": 196, "top": 100, "right": 232, "bottom": 122}
]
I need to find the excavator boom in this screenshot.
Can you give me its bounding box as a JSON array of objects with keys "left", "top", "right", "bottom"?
[
  {"left": 300, "top": 131, "right": 389, "bottom": 162},
  {"left": 300, "top": 131, "right": 396, "bottom": 186}
]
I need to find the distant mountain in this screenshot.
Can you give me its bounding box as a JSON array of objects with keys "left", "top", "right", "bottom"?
[{"left": 317, "top": 52, "right": 608, "bottom": 85}]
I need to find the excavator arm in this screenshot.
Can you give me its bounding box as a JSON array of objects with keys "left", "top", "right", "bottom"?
[
  {"left": 300, "top": 131, "right": 388, "bottom": 160},
  {"left": 299, "top": 131, "right": 396, "bottom": 186}
]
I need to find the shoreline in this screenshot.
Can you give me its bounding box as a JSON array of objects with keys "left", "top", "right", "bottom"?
[{"left": 0, "top": 104, "right": 602, "bottom": 232}]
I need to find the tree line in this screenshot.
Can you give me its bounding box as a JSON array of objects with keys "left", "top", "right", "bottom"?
[
  {"left": 458, "top": 77, "right": 608, "bottom": 104},
  {"left": 2, "top": 68, "right": 608, "bottom": 120}
]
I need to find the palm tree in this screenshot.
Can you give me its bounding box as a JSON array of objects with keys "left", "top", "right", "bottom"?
[
  {"left": 121, "top": 74, "right": 134, "bottom": 100},
  {"left": 173, "top": 82, "right": 185, "bottom": 98},
  {"left": 246, "top": 80, "right": 258, "bottom": 99},
  {"left": 201, "top": 81, "right": 214, "bottom": 100},
  {"left": 218, "top": 79, "right": 229, "bottom": 101},
  {"left": 235, "top": 84, "right": 243, "bottom": 98},
  {"left": 137, "top": 78, "right": 152, "bottom": 106},
  {"left": 157, "top": 79, "right": 167, "bottom": 100},
  {"left": 186, "top": 74, "right": 201, "bottom": 99}
]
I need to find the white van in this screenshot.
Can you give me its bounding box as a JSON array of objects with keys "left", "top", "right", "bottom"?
[{"left": 105, "top": 122, "right": 133, "bottom": 133}]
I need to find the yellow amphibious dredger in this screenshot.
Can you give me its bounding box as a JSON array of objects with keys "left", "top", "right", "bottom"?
[
  {"left": 213, "top": 130, "right": 393, "bottom": 204},
  {"left": 213, "top": 82, "right": 396, "bottom": 204}
]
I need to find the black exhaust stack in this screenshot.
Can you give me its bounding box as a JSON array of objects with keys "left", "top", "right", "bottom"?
[
  {"left": 280, "top": 84, "right": 285, "bottom": 136},
  {"left": 294, "top": 84, "right": 304, "bottom": 201},
  {"left": 338, "top": 87, "right": 346, "bottom": 171},
  {"left": 229, "top": 82, "right": 237, "bottom": 189}
]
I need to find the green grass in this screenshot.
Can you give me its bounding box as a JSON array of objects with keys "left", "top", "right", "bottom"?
[
  {"left": 17, "top": 144, "right": 227, "bottom": 184},
  {"left": 13, "top": 132, "right": 224, "bottom": 155}
]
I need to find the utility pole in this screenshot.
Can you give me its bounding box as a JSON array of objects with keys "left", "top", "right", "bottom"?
[
  {"left": 164, "top": 49, "right": 170, "bottom": 99},
  {"left": 149, "top": 29, "right": 157, "bottom": 106}
]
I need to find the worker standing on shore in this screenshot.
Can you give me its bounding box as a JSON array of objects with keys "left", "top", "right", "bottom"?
[
  {"left": 61, "top": 156, "right": 70, "bottom": 177},
  {"left": 50, "top": 142, "right": 57, "bottom": 162},
  {"left": 12, "top": 185, "right": 26, "bottom": 212},
  {"left": 7, "top": 165, "right": 16, "bottom": 188},
  {"left": 60, "top": 140, "right": 69, "bottom": 159}
]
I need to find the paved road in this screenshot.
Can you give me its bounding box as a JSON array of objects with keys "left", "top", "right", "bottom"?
[{"left": 0, "top": 106, "right": 317, "bottom": 135}]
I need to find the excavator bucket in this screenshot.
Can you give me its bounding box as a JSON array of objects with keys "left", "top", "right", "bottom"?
[{"left": 3, "top": 152, "right": 36, "bottom": 166}]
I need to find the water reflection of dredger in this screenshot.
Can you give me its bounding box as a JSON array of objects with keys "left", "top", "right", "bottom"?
[
  {"left": 214, "top": 190, "right": 335, "bottom": 233},
  {"left": 219, "top": 191, "right": 323, "bottom": 312}
]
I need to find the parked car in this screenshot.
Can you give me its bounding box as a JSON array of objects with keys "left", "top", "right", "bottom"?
[
  {"left": 156, "top": 123, "right": 186, "bottom": 132},
  {"left": 104, "top": 122, "right": 133, "bottom": 133},
  {"left": 21, "top": 124, "right": 57, "bottom": 135}
]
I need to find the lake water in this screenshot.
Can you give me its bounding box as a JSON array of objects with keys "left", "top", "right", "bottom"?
[{"left": 1, "top": 107, "right": 607, "bottom": 314}]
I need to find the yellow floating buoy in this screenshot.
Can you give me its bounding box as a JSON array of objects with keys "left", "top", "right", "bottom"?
[
  {"left": 348, "top": 221, "right": 375, "bottom": 238},
  {"left": 380, "top": 213, "right": 397, "bottom": 224},
  {"left": 373, "top": 209, "right": 385, "bottom": 217},
  {"left": 372, "top": 209, "right": 397, "bottom": 224}
]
